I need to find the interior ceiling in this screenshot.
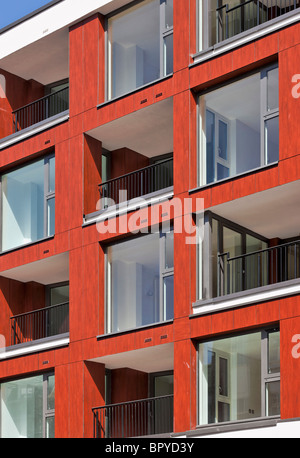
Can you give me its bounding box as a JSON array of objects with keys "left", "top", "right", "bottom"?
[
  {"left": 88, "top": 97, "right": 173, "bottom": 158},
  {"left": 91, "top": 342, "right": 174, "bottom": 373},
  {"left": 210, "top": 179, "right": 300, "bottom": 240},
  {"left": 0, "top": 252, "right": 69, "bottom": 285}
]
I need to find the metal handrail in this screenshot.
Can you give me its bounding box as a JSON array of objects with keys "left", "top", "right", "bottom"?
[
  {"left": 12, "top": 86, "right": 69, "bottom": 132},
  {"left": 10, "top": 301, "right": 69, "bottom": 346},
  {"left": 98, "top": 157, "right": 173, "bottom": 207},
  {"left": 93, "top": 394, "right": 173, "bottom": 438}
]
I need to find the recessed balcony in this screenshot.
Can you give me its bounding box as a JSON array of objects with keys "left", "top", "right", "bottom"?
[
  {"left": 99, "top": 156, "right": 173, "bottom": 210},
  {"left": 12, "top": 85, "right": 69, "bottom": 133},
  {"left": 93, "top": 395, "right": 173, "bottom": 438}
]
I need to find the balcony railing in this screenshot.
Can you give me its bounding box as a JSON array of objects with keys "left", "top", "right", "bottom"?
[
  {"left": 10, "top": 302, "right": 69, "bottom": 346},
  {"left": 218, "top": 240, "right": 300, "bottom": 297},
  {"left": 12, "top": 86, "right": 69, "bottom": 133},
  {"left": 216, "top": 0, "right": 300, "bottom": 44},
  {"left": 93, "top": 395, "right": 173, "bottom": 438},
  {"left": 99, "top": 158, "right": 173, "bottom": 209}
]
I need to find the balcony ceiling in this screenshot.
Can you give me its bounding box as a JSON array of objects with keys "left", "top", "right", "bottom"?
[
  {"left": 88, "top": 98, "right": 173, "bottom": 158},
  {"left": 0, "top": 252, "right": 69, "bottom": 285},
  {"left": 210, "top": 179, "right": 300, "bottom": 240},
  {"left": 91, "top": 342, "right": 174, "bottom": 373},
  {"left": 0, "top": 27, "right": 69, "bottom": 86}
]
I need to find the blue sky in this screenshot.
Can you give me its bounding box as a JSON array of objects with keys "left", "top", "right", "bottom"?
[{"left": 0, "top": 0, "right": 53, "bottom": 29}]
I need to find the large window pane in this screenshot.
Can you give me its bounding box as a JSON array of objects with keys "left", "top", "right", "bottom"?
[
  {"left": 1, "top": 376, "right": 44, "bottom": 438},
  {"left": 108, "top": 0, "right": 160, "bottom": 99},
  {"left": 1, "top": 156, "right": 55, "bottom": 252},
  {"left": 199, "top": 67, "right": 278, "bottom": 186},
  {"left": 199, "top": 332, "right": 262, "bottom": 425},
  {"left": 107, "top": 231, "right": 173, "bottom": 333},
  {"left": 2, "top": 160, "right": 45, "bottom": 251},
  {"left": 108, "top": 233, "right": 160, "bottom": 332}
]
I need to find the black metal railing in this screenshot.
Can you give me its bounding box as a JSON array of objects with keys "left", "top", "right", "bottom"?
[
  {"left": 216, "top": 0, "right": 300, "bottom": 44},
  {"left": 218, "top": 240, "right": 300, "bottom": 297},
  {"left": 93, "top": 395, "right": 173, "bottom": 438},
  {"left": 10, "top": 302, "right": 69, "bottom": 346},
  {"left": 12, "top": 86, "right": 69, "bottom": 133},
  {"left": 99, "top": 158, "right": 173, "bottom": 209}
]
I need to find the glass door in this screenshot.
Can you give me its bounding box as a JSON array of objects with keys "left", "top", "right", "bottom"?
[
  {"left": 150, "top": 372, "right": 173, "bottom": 434},
  {"left": 47, "top": 284, "right": 69, "bottom": 337},
  {"left": 223, "top": 227, "right": 243, "bottom": 294}
]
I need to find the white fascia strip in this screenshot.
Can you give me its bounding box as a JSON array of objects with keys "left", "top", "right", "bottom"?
[
  {"left": 193, "top": 11, "right": 300, "bottom": 65},
  {"left": 193, "top": 283, "right": 300, "bottom": 316},
  {"left": 84, "top": 190, "right": 174, "bottom": 226},
  {"left": 0, "top": 337, "right": 69, "bottom": 360},
  {"left": 0, "top": 113, "right": 69, "bottom": 150}
]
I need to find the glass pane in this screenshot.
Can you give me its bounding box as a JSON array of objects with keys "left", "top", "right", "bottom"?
[
  {"left": 201, "top": 73, "right": 261, "bottom": 185},
  {"left": 108, "top": 233, "right": 160, "bottom": 332},
  {"left": 205, "top": 109, "right": 215, "bottom": 184},
  {"left": 268, "top": 330, "right": 280, "bottom": 374},
  {"left": 108, "top": 0, "right": 160, "bottom": 99},
  {"left": 218, "top": 120, "right": 228, "bottom": 160},
  {"left": 165, "top": 0, "right": 173, "bottom": 28},
  {"left": 199, "top": 332, "right": 262, "bottom": 425},
  {"left": 223, "top": 227, "right": 243, "bottom": 294},
  {"left": 265, "top": 116, "right": 279, "bottom": 165},
  {"left": 165, "top": 230, "right": 174, "bottom": 269},
  {"left": 266, "top": 381, "right": 280, "bottom": 416},
  {"left": 47, "top": 197, "right": 55, "bottom": 237},
  {"left": 1, "top": 375, "right": 44, "bottom": 438},
  {"left": 245, "top": 235, "right": 268, "bottom": 290},
  {"left": 164, "top": 33, "right": 173, "bottom": 76},
  {"left": 212, "top": 218, "right": 219, "bottom": 297},
  {"left": 267, "top": 67, "right": 279, "bottom": 111},
  {"left": 49, "top": 156, "right": 55, "bottom": 193},
  {"left": 163, "top": 275, "right": 174, "bottom": 321},
  {"left": 219, "top": 357, "right": 228, "bottom": 397},
  {"left": 2, "top": 159, "right": 45, "bottom": 251},
  {"left": 46, "top": 416, "right": 55, "bottom": 438},
  {"left": 50, "top": 285, "right": 69, "bottom": 306},
  {"left": 154, "top": 374, "right": 173, "bottom": 396},
  {"left": 47, "top": 375, "right": 55, "bottom": 411}
]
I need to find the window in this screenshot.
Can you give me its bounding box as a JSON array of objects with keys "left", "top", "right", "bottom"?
[
  {"left": 46, "top": 283, "right": 69, "bottom": 337},
  {"left": 198, "top": 328, "right": 280, "bottom": 426},
  {"left": 0, "top": 373, "right": 55, "bottom": 438},
  {"left": 1, "top": 154, "right": 55, "bottom": 252},
  {"left": 198, "top": 0, "right": 300, "bottom": 51},
  {"left": 198, "top": 65, "right": 279, "bottom": 186},
  {"left": 106, "top": 230, "right": 174, "bottom": 333},
  {"left": 107, "top": 0, "right": 173, "bottom": 100}
]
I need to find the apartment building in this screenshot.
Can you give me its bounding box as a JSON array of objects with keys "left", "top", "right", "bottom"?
[{"left": 0, "top": 0, "right": 299, "bottom": 438}]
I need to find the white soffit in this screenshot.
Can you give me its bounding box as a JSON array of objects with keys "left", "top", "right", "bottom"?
[
  {"left": 210, "top": 179, "right": 300, "bottom": 239},
  {"left": 0, "top": 252, "right": 69, "bottom": 285},
  {"left": 88, "top": 98, "right": 174, "bottom": 158},
  {"left": 91, "top": 342, "right": 174, "bottom": 373}
]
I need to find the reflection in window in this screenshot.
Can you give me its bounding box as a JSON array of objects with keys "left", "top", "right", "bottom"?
[
  {"left": 198, "top": 65, "right": 279, "bottom": 186},
  {"left": 106, "top": 231, "right": 174, "bottom": 333},
  {"left": 1, "top": 155, "right": 55, "bottom": 252},
  {"left": 0, "top": 374, "right": 55, "bottom": 438},
  {"left": 198, "top": 329, "right": 280, "bottom": 425},
  {"left": 107, "top": 0, "right": 173, "bottom": 99}
]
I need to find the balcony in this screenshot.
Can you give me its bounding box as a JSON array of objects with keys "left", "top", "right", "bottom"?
[
  {"left": 93, "top": 395, "right": 173, "bottom": 438},
  {"left": 12, "top": 86, "right": 69, "bottom": 133},
  {"left": 10, "top": 301, "right": 69, "bottom": 346},
  {"left": 218, "top": 239, "right": 300, "bottom": 297},
  {"left": 99, "top": 157, "right": 173, "bottom": 209}
]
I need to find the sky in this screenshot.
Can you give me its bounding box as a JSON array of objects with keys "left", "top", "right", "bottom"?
[{"left": 0, "top": 0, "right": 54, "bottom": 30}]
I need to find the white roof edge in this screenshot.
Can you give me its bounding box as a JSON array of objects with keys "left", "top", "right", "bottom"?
[{"left": 0, "top": 0, "right": 117, "bottom": 61}]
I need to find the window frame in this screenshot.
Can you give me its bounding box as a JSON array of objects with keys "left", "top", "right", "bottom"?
[
  {"left": 104, "top": 229, "right": 174, "bottom": 334},
  {"left": 0, "top": 152, "right": 55, "bottom": 253},
  {"left": 197, "top": 326, "right": 280, "bottom": 427},
  {"left": 197, "top": 63, "right": 279, "bottom": 188},
  {"left": 106, "top": 0, "right": 173, "bottom": 101}
]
